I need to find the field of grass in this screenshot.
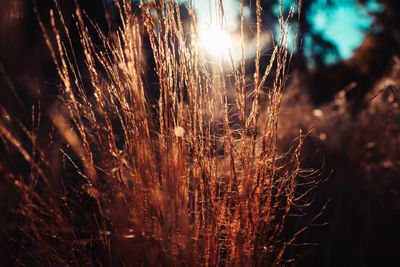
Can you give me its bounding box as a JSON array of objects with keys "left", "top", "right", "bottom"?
[{"left": 0, "top": 0, "right": 329, "bottom": 265}]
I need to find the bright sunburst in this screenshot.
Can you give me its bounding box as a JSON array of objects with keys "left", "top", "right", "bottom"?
[{"left": 199, "top": 24, "right": 232, "bottom": 60}]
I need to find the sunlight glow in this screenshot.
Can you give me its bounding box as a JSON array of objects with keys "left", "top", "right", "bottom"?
[
  {"left": 199, "top": 24, "right": 232, "bottom": 59},
  {"left": 194, "top": 0, "right": 270, "bottom": 64}
]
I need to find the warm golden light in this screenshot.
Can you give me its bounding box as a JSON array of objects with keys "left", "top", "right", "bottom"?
[{"left": 199, "top": 24, "right": 232, "bottom": 60}]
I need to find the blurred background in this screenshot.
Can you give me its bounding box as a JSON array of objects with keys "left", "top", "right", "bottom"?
[{"left": 1, "top": 0, "right": 399, "bottom": 266}]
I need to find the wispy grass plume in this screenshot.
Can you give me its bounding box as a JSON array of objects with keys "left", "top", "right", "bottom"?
[{"left": 0, "top": 0, "right": 322, "bottom": 265}]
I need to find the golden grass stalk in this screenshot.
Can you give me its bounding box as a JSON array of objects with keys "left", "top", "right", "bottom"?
[{"left": 0, "top": 0, "right": 322, "bottom": 265}]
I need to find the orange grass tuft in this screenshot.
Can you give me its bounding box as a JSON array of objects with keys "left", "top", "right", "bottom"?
[{"left": 0, "top": 0, "right": 323, "bottom": 265}]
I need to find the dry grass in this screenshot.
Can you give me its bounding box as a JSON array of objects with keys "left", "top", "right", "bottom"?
[{"left": 0, "top": 0, "right": 321, "bottom": 265}]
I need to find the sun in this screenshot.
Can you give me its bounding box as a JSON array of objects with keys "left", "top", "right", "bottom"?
[{"left": 199, "top": 23, "right": 232, "bottom": 60}]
